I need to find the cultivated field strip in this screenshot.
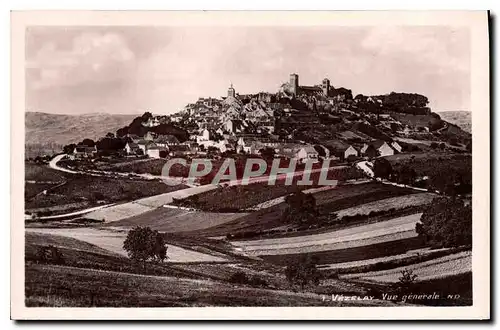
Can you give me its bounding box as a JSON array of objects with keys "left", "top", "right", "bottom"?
[
  {"left": 317, "top": 247, "right": 450, "bottom": 270},
  {"left": 84, "top": 184, "right": 219, "bottom": 222},
  {"left": 247, "top": 185, "right": 339, "bottom": 211},
  {"left": 25, "top": 227, "right": 228, "bottom": 263},
  {"left": 232, "top": 213, "right": 422, "bottom": 253},
  {"left": 247, "top": 230, "right": 417, "bottom": 256},
  {"left": 335, "top": 193, "right": 436, "bottom": 218},
  {"left": 342, "top": 251, "right": 472, "bottom": 283},
  {"left": 107, "top": 207, "right": 250, "bottom": 233}
]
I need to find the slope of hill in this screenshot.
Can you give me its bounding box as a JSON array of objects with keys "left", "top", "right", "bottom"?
[
  {"left": 437, "top": 111, "right": 471, "bottom": 133},
  {"left": 25, "top": 112, "right": 137, "bottom": 145}
]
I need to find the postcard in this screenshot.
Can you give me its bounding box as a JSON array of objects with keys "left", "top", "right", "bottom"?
[{"left": 11, "top": 10, "right": 490, "bottom": 320}]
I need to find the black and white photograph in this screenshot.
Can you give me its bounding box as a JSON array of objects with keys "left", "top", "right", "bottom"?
[{"left": 10, "top": 10, "right": 490, "bottom": 320}]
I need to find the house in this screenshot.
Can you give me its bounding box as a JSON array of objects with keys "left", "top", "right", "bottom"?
[
  {"left": 144, "top": 131, "right": 157, "bottom": 141},
  {"left": 124, "top": 142, "right": 142, "bottom": 155},
  {"left": 325, "top": 140, "right": 358, "bottom": 161},
  {"left": 360, "top": 144, "right": 379, "bottom": 158},
  {"left": 276, "top": 143, "right": 303, "bottom": 160},
  {"left": 296, "top": 146, "right": 319, "bottom": 163},
  {"left": 146, "top": 146, "right": 168, "bottom": 159},
  {"left": 154, "top": 135, "right": 180, "bottom": 147},
  {"left": 137, "top": 140, "right": 157, "bottom": 154},
  {"left": 391, "top": 141, "right": 403, "bottom": 153},
  {"left": 72, "top": 145, "right": 97, "bottom": 159},
  {"left": 169, "top": 144, "right": 191, "bottom": 157},
  {"left": 142, "top": 117, "right": 160, "bottom": 127},
  {"left": 225, "top": 119, "right": 245, "bottom": 134},
  {"left": 196, "top": 129, "right": 213, "bottom": 143},
  {"left": 363, "top": 140, "right": 395, "bottom": 157}
]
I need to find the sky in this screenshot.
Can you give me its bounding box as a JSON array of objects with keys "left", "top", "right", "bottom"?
[{"left": 25, "top": 26, "right": 470, "bottom": 115}]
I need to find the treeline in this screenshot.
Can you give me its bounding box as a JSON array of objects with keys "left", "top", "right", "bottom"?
[
  {"left": 115, "top": 112, "right": 189, "bottom": 142},
  {"left": 62, "top": 112, "right": 189, "bottom": 155},
  {"left": 355, "top": 92, "right": 431, "bottom": 115}
]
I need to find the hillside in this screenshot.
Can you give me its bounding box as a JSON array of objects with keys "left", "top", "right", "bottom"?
[
  {"left": 437, "top": 111, "right": 471, "bottom": 133},
  {"left": 25, "top": 112, "right": 137, "bottom": 145}
]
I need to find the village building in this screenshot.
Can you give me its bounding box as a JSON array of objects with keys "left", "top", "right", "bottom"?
[
  {"left": 146, "top": 146, "right": 168, "bottom": 159},
  {"left": 296, "top": 146, "right": 320, "bottom": 163},
  {"left": 325, "top": 140, "right": 358, "bottom": 161},
  {"left": 360, "top": 144, "right": 379, "bottom": 158},
  {"left": 124, "top": 142, "right": 142, "bottom": 155},
  {"left": 391, "top": 141, "right": 403, "bottom": 153},
  {"left": 71, "top": 145, "right": 97, "bottom": 159},
  {"left": 137, "top": 140, "right": 157, "bottom": 154},
  {"left": 361, "top": 140, "right": 395, "bottom": 157},
  {"left": 154, "top": 135, "right": 180, "bottom": 147},
  {"left": 169, "top": 144, "right": 191, "bottom": 157},
  {"left": 225, "top": 119, "right": 245, "bottom": 134},
  {"left": 142, "top": 117, "right": 160, "bottom": 127}
]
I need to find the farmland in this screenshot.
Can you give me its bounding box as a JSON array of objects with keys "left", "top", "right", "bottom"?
[
  {"left": 334, "top": 193, "right": 436, "bottom": 218},
  {"left": 26, "top": 175, "right": 183, "bottom": 211},
  {"left": 231, "top": 213, "right": 423, "bottom": 255},
  {"left": 342, "top": 251, "right": 472, "bottom": 283},
  {"left": 105, "top": 207, "right": 250, "bottom": 233},
  {"left": 173, "top": 166, "right": 363, "bottom": 212},
  {"left": 26, "top": 228, "right": 228, "bottom": 263},
  {"left": 25, "top": 163, "right": 70, "bottom": 182},
  {"left": 25, "top": 264, "right": 393, "bottom": 307}
]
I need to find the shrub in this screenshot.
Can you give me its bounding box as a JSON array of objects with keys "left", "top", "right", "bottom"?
[
  {"left": 34, "top": 245, "right": 65, "bottom": 265},
  {"left": 229, "top": 271, "right": 249, "bottom": 284},
  {"left": 285, "top": 254, "right": 322, "bottom": 289}
]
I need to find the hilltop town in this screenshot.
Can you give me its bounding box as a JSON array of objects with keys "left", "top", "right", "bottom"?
[{"left": 49, "top": 73, "right": 470, "bottom": 165}]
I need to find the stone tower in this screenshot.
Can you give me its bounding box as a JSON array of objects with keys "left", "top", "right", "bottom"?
[
  {"left": 322, "top": 78, "right": 330, "bottom": 96},
  {"left": 289, "top": 73, "right": 299, "bottom": 95},
  {"left": 228, "top": 83, "right": 236, "bottom": 98}
]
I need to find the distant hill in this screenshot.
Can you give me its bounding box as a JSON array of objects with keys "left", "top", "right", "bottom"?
[
  {"left": 437, "top": 111, "right": 471, "bottom": 133},
  {"left": 25, "top": 112, "right": 137, "bottom": 146}
]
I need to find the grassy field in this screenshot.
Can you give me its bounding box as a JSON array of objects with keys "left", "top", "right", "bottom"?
[
  {"left": 261, "top": 236, "right": 426, "bottom": 266},
  {"left": 384, "top": 153, "right": 472, "bottom": 177},
  {"left": 232, "top": 214, "right": 422, "bottom": 251},
  {"left": 188, "top": 203, "right": 288, "bottom": 237},
  {"left": 174, "top": 181, "right": 312, "bottom": 212},
  {"left": 314, "top": 182, "right": 417, "bottom": 214},
  {"left": 25, "top": 163, "right": 69, "bottom": 182},
  {"left": 185, "top": 182, "right": 417, "bottom": 238},
  {"left": 335, "top": 193, "right": 435, "bottom": 218},
  {"left": 106, "top": 207, "right": 250, "bottom": 233},
  {"left": 342, "top": 251, "right": 472, "bottom": 283},
  {"left": 25, "top": 264, "right": 393, "bottom": 307},
  {"left": 174, "top": 166, "right": 362, "bottom": 212},
  {"left": 26, "top": 228, "right": 228, "bottom": 263},
  {"left": 26, "top": 175, "right": 183, "bottom": 210},
  {"left": 98, "top": 158, "right": 169, "bottom": 176}
]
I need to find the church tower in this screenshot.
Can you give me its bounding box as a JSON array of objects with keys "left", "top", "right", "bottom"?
[
  {"left": 322, "top": 78, "right": 330, "bottom": 96},
  {"left": 290, "top": 73, "right": 299, "bottom": 95},
  {"left": 227, "top": 83, "right": 236, "bottom": 98}
]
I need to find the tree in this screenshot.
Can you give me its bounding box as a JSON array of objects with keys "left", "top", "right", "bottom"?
[
  {"left": 396, "top": 165, "right": 417, "bottom": 186},
  {"left": 285, "top": 255, "right": 321, "bottom": 289},
  {"left": 373, "top": 158, "right": 392, "bottom": 179},
  {"left": 106, "top": 132, "right": 115, "bottom": 138},
  {"left": 416, "top": 197, "right": 472, "bottom": 248},
  {"left": 282, "top": 191, "right": 318, "bottom": 225},
  {"left": 63, "top": 143, "right": 77, "bottom": 154},
  {"left": 259, "top": 147, "right": 275, "bottom": 160},
  {"left": 123, "top": 226, "right": 168, "bottom": 264},
  {"left": 395, "top": 269, "right": 418, "bottom": 295},
  {"left": 80, "top": 139, "right": 95, "bottom": 147}
]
